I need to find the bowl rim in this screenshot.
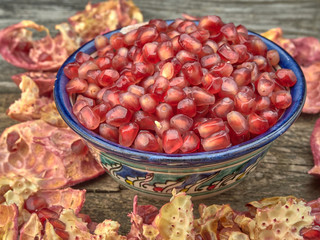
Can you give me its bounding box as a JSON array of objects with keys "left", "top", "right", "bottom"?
[{"left": 54, "top": 20, "right": 306, "bottom": 166}]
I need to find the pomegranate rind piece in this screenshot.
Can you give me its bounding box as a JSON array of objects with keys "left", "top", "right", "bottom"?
[
  {"left": 19, "top": 213, "right": 42, "bottom": 240},
  {"left": 0, "top": 21, "right": 80, "bottom": 71},
  {"left": 11, "top": 71, "right": 56, "bottom": 96},
  {"left": 68, "top": 0, "right": 143, "bottom": 42},
  {"left": 0, "top": 204, "right": 19, "bottom": 240},
  {"left": 153, "top": 190, "right": 194, "bottom": 239},
  {"left": 43, "top": 221, "right": 63, "bottom": 240},
  {"left": 309, "top": 118, "right": 320, "bottom": 176},
  {"left": 94, "top": 219, "right": 127, "bottom": 239},
  {"left": 291, "top": 37, "right": 320, "bottom": 67}
]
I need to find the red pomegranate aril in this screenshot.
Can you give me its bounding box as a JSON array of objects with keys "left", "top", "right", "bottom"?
[
  {"left": 135, "top": 26, "right": 159, "bottom": 47},
  {"left": 190, "top": 29, "right": 210, "bottom": 43},
  {"left": 191, "top": 87, "right": 215, "bottom": 106},
  {"left": 25, "top": 195, "right": 48, "bottom": 212},
  {"left": 245, "top": 36, "right": 267, "bottom": 56},
  {"left": 127, "top": 85, "right": 145, "bottom": 97},
  {"left": 171, "top": 35, "right": 183, "bottom": 53},
  {"left": 227, "top": 111, "right": 249, "bottom": 136},
  {"left": 255, "top": 96, "right": 271, "bottom": 111},
  {"left": 199, "top": 15, "right": 224, "bottom": 35},
  {"left": 158, "top": 41, "right": 174, "bottom": 61},
  {"left": 257, "top": 78, "right": 275, "bottom": 97},
  {"left": 140, "top": 76, "right": 156, "bottom": 91},
  {"left": 177, "top": 20, "right": 196, "bottom": 33},
  {"left": 164, "top": 86, "right": 186, "bottom": 105},
  {"left": 94, "top": 35, "right": 109, "bottom": 50},
  {"left": 102, "top": 90, "right": 120, "bottom": 107},
  {"left": 78, "top": 60, "right": 99, "bottom": 80},
  {"left": 119, "top": 92, "right": 140, "bottom": 111},
  {"left": 271, "top": 90, "right": 292, "bottom": 109},
  {"left": 210, "top": 62, "right": 233, "bottom": 77},
  {"left": 259, "top": 108, "right": 279, "bottom": 127},
  {"left": 72, "top": 100, "right": 88, "bottom": 116},
  {"left": 236, "top": 24, "right": 248, "bottom": 35},
  {"left": 232, "top": 67, "right": 251, "bottom": 86},
  {"left": 112, "top": 55, "right": 129, "bottom": 71},
  {"left": 115, "top": 74, "right": 135, "bottom": 91},
  {"left": 110, "top": 32, "right": 125, "bottom": 49},
  {"left": 180, "top": 131, "right": 200, "bottom": 153},
  {"left": 132, "top": 62, "right": 155, "bottom": 81},
  {"left": 199, "top": 45, "right": 215, "bottom": 58},
  {"left": 133, "top": 111, "right": 156, "bottom": 130},
  {"left": 168, "top": 18, "right": 184, "bottom": 30},
  {"left": 177, "top": 98, "right": 197, "bottom": 118},
  {"left": 275, "top": 69, "right": 297, "bottom": 87},
  {"left": 119, "top": 122, "right": 139, "bottom": 147},
  {"left": 64, "top": 62, "right": 79, "bottom": 79},
  {"left": 151, "top": 76, "right": 170, "bottom": 98},
  {"left": 197, "top": 118, "right": 226, "bottom": 138},
  {"left": 142, "top": 42, "right": 160, "bottom": 64},
  {"left": 162, "top": 128, "right": 183, "bottom": 154},
  {"left": 77, "top": 94, "right": 95, "bottom": 107},
  {"left": 92, "top": 102, "right": 111, "bottom": 122},
  {"left": 124, "top": 29, "right": 139, "bottom": 46},
  {"left": 178, "top": 33, "right": 202, "bottom": 54},
  {"left": 248, "top": 113, "right": 269, "bottom": 135},
  {"left": 170, "top": 114, "right": 193, "bottom": 133},
  {"left": 134, "top": 130, "right": 159, "bottom": 152},
  {"left": 176, "top": 50, "right": 198, "bottom": 65},
  {"left": 253, "top": 55, "right": 268, "bottom": 71},
  {"left": 99, "top": 123, "right": 119, "bottom": 143},
  {"left": 218, "top": 43, "right": 239, "bottom": 64},
  {"left": 155, "top": 120, "right": 170, "bottom": 137},
  {"left": 232, "top": 44, "right": 248, "bottom": 63},
  {"left": 37, "top": 208, "right": 59, "bottom": 222},
  {"left": 234, "top": 91, "right": 256, "bottom": 115},
  {"left": 182, "top": 61, "right": 203, "bottom": 85},
  {"left": 219, "top": 77, "right": 239, "bottom": 98},
  {"left": 267, "top": 49, "right": 280, "bottom": 66},
  {"left": 220, "top": 23, "right": 239, "bottom": 43},
  {"left": 97, "top": 69, "right": 119, "bottom": 87},
  {"left": 205, "top": 40, "right": 219, "bottom": 53},
  {"left": 149, "top": 19, "right": 168, "bottom": 32},
  {"left": 200, "top": 53, "right": 221, "bottom": 69},
  {"left": 139, "top": 93, "right": 158, "bottom": 113},
  {"left": 75, "top": 52, "right": 92, "bottom": 64},
  {"left": 301, "top": 227, "right": 320, "bottom": 240},
  {"left": 229, "top": 128, "right": 250, "bottom": 145},
  {"left": 66, "top": 77, "right": 88, "bottom": 94},
  {"left": 106, "top": 105, "right": 132, "bottom": 127},
  {"left": 170, "top": 76, "right": 189, "bottom": 88},
  {"left": 78, "top": 106, "right": 100, "bottom": 130},
  {"left": 86, "top": 69, "right": 101, "bottom": 84},
  {"left": 155, "top": 103, "right": 174, "bottom": 120},
  {"left": 83, "top": 83, "right": 101, "bottom": 99},
  {"left": 210, "top": 97, "right": 234, "bottom": 120},
  {"left": 97, "top": 44, "right": 114, "bottom": 58},
  {"left": 54, "top": 229, "right": 69, "bottom": 240},
  {"left": 160, "top": 62, "right": 175, "bottom": 80},
  {"left": 201, "top": 130, "right": 231, "bottom": 151},
  {"left": 48, "top": 218, "right": 66, "bottom": 230},
  {"left": 202, "top": 73, "right": 223, "bottom": 94},
  {"left": 196, "top": 105, "right": 209, "bottom": 117}
]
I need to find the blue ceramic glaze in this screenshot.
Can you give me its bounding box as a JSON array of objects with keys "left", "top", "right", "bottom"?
[{"left": 54, "top": 21, "right": 306, "bottom": 199}]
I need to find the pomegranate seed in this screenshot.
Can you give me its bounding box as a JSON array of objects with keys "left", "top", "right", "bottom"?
[
  {"left": 48, "top": 218, "right": 66, "bottom": 230},
  {"left": 236, "top": 24, "right": 248, "bottom": 35},
  {"left": 94, "top": 35, "right": 109, "bottom": 50},
  {"left": 257, "top": 78, "right": 275, "bottom": 97},
  {"left": 133, "top": 111, "right": 156, "bottom": 130},
  {"left": 200, "top": 53, "right": 221, "bottom": 69},
  {"left": 182, "top": 61, "right": 203, "bottom": 85},
  {"left": 83, "top": 83, "right": 101, "bottom": 99},
  {"left": 209, "top": 97, "right": 234, "bottom": 120},
  {"left": 248, "top": 113, "right": 269, "bottom": 135},
  {"left": 128, "top": 85, "right": 145, "bottom": 97},
  {"left": 102, "top": 90, "right": 120, "bottom": 107},
  {"left": 267, "top": 49, "right": 280, "bottom": 66},
  {"left": 97, "top": 44, "right": 114, "bottom": 58},
  {"left": 54, "top": 229, "right": 70, "bottom": 240},
  {"left": 170, "top": 76, "right": 189, "bottom": 88},
  {"left": 171, "top": 35, "right": 183, "bottom": 53},
  {"left": 176, "top": 50, "right": 198, "bottom": 65},
  {"left": 180, "top": 131, "right": 200, "bottom": 153},
  {"left": 142, "top": 42, "right": 160, "bottom": 63},
  {"left": 245, "top": 35, "right": 267, "bottom": 56},
  {"left": 229, "top": 127, "right": 250, "bottom": 145},
  {"left": 99, "top": 123, "right": 119, "bottom": 143},
  {"left": 92, "top": 102, "right": 111, "bottom": 122},
  {"left": 199, "top": 15, "right": 224, "bottom": 35},
  {"left": 132, "top": 62, "right": 155, "bottom": 81},
  {"left": 220, "top": 23, "right": 239, "bottom": 43},
  {"left": 66, "top": 77, "right": 88, "bottom": 94},
  {"left": 210, "top": 62, "right": 233, "bottom": 77},
  {"left": 234, "top": 90, "right": 256, "bottom": 115},
  {"left": 178, "top": 34, "right": 202, "bottom": 54},
  {"left": 149, "top": 19, "right": 168, "bottom": 32},
  {"left": 135, "top": 26, "right": 159, "bottom": 47},
  {"left": 255, "top": 96, "right": 271, "bottom": 111},
  {"left": 177, "top": 98, "right": 197, "bottom": 118},
  {"left": 271, "top": 90, "right": 292, "bottom": 109},
  {"left": 227, "top": 111, "right": 249, "bottom": 136},
  {"left": 119, "top": 92, "right": 141, "bottom": 111},
  {"left": 164, "top": 86, "right": 186, "bottom": 105},
  {"left": 232, "top": 44, "right": 249, "bottom": 63},
  {"left": 124, "top": 29, "right": 139, "bottom": 46},
  {"left": 201, "top": 130, "right": 231, "bottom": 151},
  {"left": 190, "top": 29, "right": 210, "bottom": 43},
  {"left": 238, "top": 61, "right": 259, "bottom": 82},
  {"left": 218, "top": 43, "right": 239, "bottom": 64},
  {"left": 197, "top": 118, "right": 226, "bottom": 138},
  {"left": 170, "top": 114, "right": 193, "bottom": 133},
  {"left": 75, "top": 52, "right": 92, "bottom": 64},
  {"left": 119, "top": 122, "right": 139, "bottom": 147},
  {"left": 112, "top": 55, "right": 129, "bottom": 71},
  {"left": 219, "top": 77, "right": 239, "bottom": 98},
  {"left": 151, "top": 76, "right": 170, "bottom": 98},
  {"left": 106, "top": 105, "right": 132, "bottom": 127},
  {"left": 196, "top": 105, "right": 210, "bottom": 117},
  {"left": 155, "top": 120, "right": 170, "bottom": 137},
  {"left": 134, "top": 130, "right": 159, "bottom": 152},
  {"left": 201, "top": 73, "right": 223, "bottom": 94},
  {"left": 191, "top": 87, "right": 215, "bottom": 106},
  {"left": 162, "top": 128, "right": 183, "bottom": 154},
  {"left": 78, "top": 60, "right": 99, "bottom": 79},
  {"left": 76, "top": 95, "right": 95, "bottom": 107},
  {"left": 155, "top": 103, "right": 174, "bottom": 120},
  {"left": 275, "top": 69, "right": 297, "bottom": 87},
  {"left": 64, "top": 62, "right": 79, "bottom": 79},
  {"left": 301, "top": 227, "right": 320, "bottom": 240},
  {"left": 168, "top": 18, "right": 184, "bottom": 30},
  {"left": 232, "top": 67, "right": 251, "bottom": 86},
  {"left": 259, "top": 108, "right": 279, "bottom": 127},
  {"left": 72, "top": 100, "right": 88, "bottom": 116},
  {"left": 85, "top": 69, "right": 101, "bottom": 85},
  {"left": 37, "top": 208, "right": 59, "bottom": 222},
  {"left": 158, "top": 41, "right": 174, "bottom": 61},
  {"left": 25, "top": 195, "right": 48, "bottom": 212},
  {"left": 199, "top": 45, "right": 215, "bottom": 58},
  {"left": 71, "top": 139, "right": 89, "bottom": 155},
  {"left": 78, "top": 106, "right": 100, "bottom": 130},
  {"left": 160, "top": 62, "right": 175, "bottom": 80},
  {"left": 110, "top": 32, "right": 125, "bottom": 49},
  {"left": 139, "top": 93, "right": 159, "bottom": 113},
  {"left": 177, "top": 20, "right": 197, "bottom": 33}
]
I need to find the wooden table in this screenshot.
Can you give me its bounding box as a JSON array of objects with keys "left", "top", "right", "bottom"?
[{"left": 1, "top": 0, "right": 320, "bottom": 234}]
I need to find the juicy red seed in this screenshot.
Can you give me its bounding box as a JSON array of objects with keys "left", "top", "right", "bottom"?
[
  {"left": 177, "top": 20, "right": 197, "bottom": 33},
  {"left": 97, "top": 45, "right": 114, "bottom": 58},
  {"left": 112, "top": 55, "right": 129, "bottom": 71},
  {"left": 75, "top": 52, "right": 92, "bottom": 64},
  {"left": 83, "top": 83, "right": 101, "bottom": 99},
  {"left": 142, "top": 42, "right": 160, "bottom": 63},
  {"left": 136, "top": 26, "right": 159, "bottom": 47},
  {"left": 232, "top": 67, "right": 252, "bottom": 86},
  {"left": 128, "top": 85, "right": 145, "bottom": 96},
  {"left": 92, "top": 102, "right": 111, "bottom": 122},
  {"left": 259, "top": 109, "right": 279, "bottom": 127},
  {"left": 110, "top": 32, "right": 125, "bottom": 49},
  {"left": 180, "top": 131, "right": 200, "bottom": 153},
  {"left": 196, "top": 105, "right": 209, "bottom": 117},
  {"left": 171, "top": 36, "right": 183, "bottom": 53},
  {"left": 199, "top": 45, "right": 215, "bottom": 58},
  {"left": 155, "top": 120, "right": 170, "bottom": 137},
  {"left": 160, "top": 62, "right": 175, "bottom": 80},
  {"left": 209, "top": 97, "right": 234, "bottom": 120},
  {"left": 77, "top": 95, "right": 95, "bottom": 107},
  {"left": 119, "top": 122, "right": 139, "bottom": 147},
  {"left": 229, "top": 128, "right": 250, "bottom": 145},
  {"left": 210, "top": 62, "right": 233, "bottom": 77},
  {"left": 139, "top": 93, "right": 159, "bottom": 113},
  {"left": 124, "top": 29, "right": 139, "bottom": 46},
  {"left": 201, "top": 73, "right": 222, "bottom": 94},
  {"left": 275, "top": 69, "right": 297, "bottom": 87},
  {"left": 170, "top": 76, "right": 189, "bottom": 88},
  {"left": 155, "top": 103, "right": 174, "bottom": 120},
  {"left": 77, "top": 213, "right": 92, "bottom": 224},
  {"left": 94, "top": 35, "right": 109, "bottom": 50},
  {"left": 168, "top": 18, "right": 184, "bottom": 30},
  {"left": 64, "top": 62, "right": 79, "bottom": 79},
  {"left": 86, "top": 69, "right": 101, "bottom": 84},
  {"left": 54, "top": 229, "right": 70, "bottom": 240},
  {"left": 164, "top": 87, "right": 186, "bottom": 105},
  {"left": 245, "top": 36, "right": 268, "bottom": 56},
  {"left": 227, "top": 111, "right": 249, "bottom": 136},
  {"left": 220, "top": 23, "right": 239, "bottom": 43},
  {"left": 176, "top": 50, "right": 198, "bottom": 65},
  {"left": 200, "top": 53, "right": 221, "bottom": 69},
  {"left": 66, "top": 77, "right": 88, "bottom": 94},
  {"left": 134, "top": 130, "right": 159, "bottom": 152},
  {"left": 182, "top": 61, "right": 203, "bottom": 85},
  {"left": 119, "top": 92, "right": 141, "bottom": 111},
  {"left": 48, "top": 218, "right": 66, "bottom": 230},
  {"left": 151, "top": 76, "right": 170, "bottom": 97},
  {"left": 191, "top": 87, "right": 215, "bottom": 106},
  {"left": 170, "top": 114, "right": 193, "bottom": 133},
  {"left": 78, "top": 60, "right": 99, "bottom": 79},
  {"left": 271, "top": 90, "right": 292, "bottom": 109},
  {"left": 99, "top": 123, "right": 119, "bottom": 143},
  {"left": 158, "top": 41, "right": 174, "bottom": 61},
  {"left": 232, "top": 44, "right": 249, "bottom": 63},
  {"left": 149, "top": 19, "right": 168, "bottom": 32},
  {"left": 255, "top": 96, "right": 271, "bottom": 111},
  {"left": 257, "top": 78, "right": 275, "bottom": 97},
  {"left": 78, "top": 106, "right": 100, "bottom": 130},
  {"left": 133, "top": 111, "right": 156, "bottom": 130},
  {"left": 190, "top": 29, "right": 210, "bottom": 43},
  {"left": 177, "top": 98, "right": 197, "bottom": 118},
  {"left": 102, "top": 90, "right": 120, "bottom": 107},
  {"left": 267, "top": 49, "right": 280, "bottom": 66},
  {"left": 72, "top": 100, "right": 88, "bottom": 116},
  {"left": 248, "top": 113, "right": 269, "bottom": 135},
  {"left": 178, "top": 33, "right": 202, "bottom": 54},
  {"left": 25, "top": 195, "right": 48, "bottom": 212},
  {"left": 199, "top": 15, "right": 224, "bottom": 35},
  {"left": 201, "top": 130, "right": 231, "bottom": 151},
  {"left": 37, "top": 208, "right": 59, "bottom": 222},
  {"left": 71, "top": 139, "right": 89, "bottom": 155},
  {"left": 132, "top": 62, "right": 155, "bottom": 81},
  {"left": 97, "top": 69, "right": 119, "bottom": 87},
  {"left": 219, "top": 77, "right": 239, "bottom": 98},
  {"left": 106, "top": 105, "right": 132, "bottom": 127},
  {"left": 197, "top": 118, "right": 226, "bottom": 138},
  {"left": 218, "top": 43, "right": 239, "bottom": 64},
  {"left": 162, "top": 128, "right": 183, "bottom": 154},
  {"left": 234, "top": 91, "right": 256, "bottom": 115}
]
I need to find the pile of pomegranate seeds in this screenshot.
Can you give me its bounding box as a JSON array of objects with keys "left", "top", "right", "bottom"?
[{"left": 64, "top": 16, "right": 297, "bottom": 154}]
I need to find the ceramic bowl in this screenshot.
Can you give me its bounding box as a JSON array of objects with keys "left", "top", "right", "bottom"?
[{"left": 54, "top": 21, "right": 306, "bottom": 200}]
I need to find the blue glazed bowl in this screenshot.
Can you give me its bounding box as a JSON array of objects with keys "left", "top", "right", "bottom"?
[{"left": 54, "top": 21, "right": 306, "bottom": 200}]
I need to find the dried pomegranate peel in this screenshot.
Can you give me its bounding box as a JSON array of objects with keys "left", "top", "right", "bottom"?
[{"left": 310, "top": 118, "right": 320, "bottom": 177}]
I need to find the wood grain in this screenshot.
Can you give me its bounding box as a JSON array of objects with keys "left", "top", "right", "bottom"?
[{"left": 0, "top": 0, "right": 320, "bottom": 234}]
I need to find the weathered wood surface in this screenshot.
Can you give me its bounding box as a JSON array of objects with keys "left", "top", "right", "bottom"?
[{"left": 1, "top": 0, "right": 320, "bottom": 234}]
